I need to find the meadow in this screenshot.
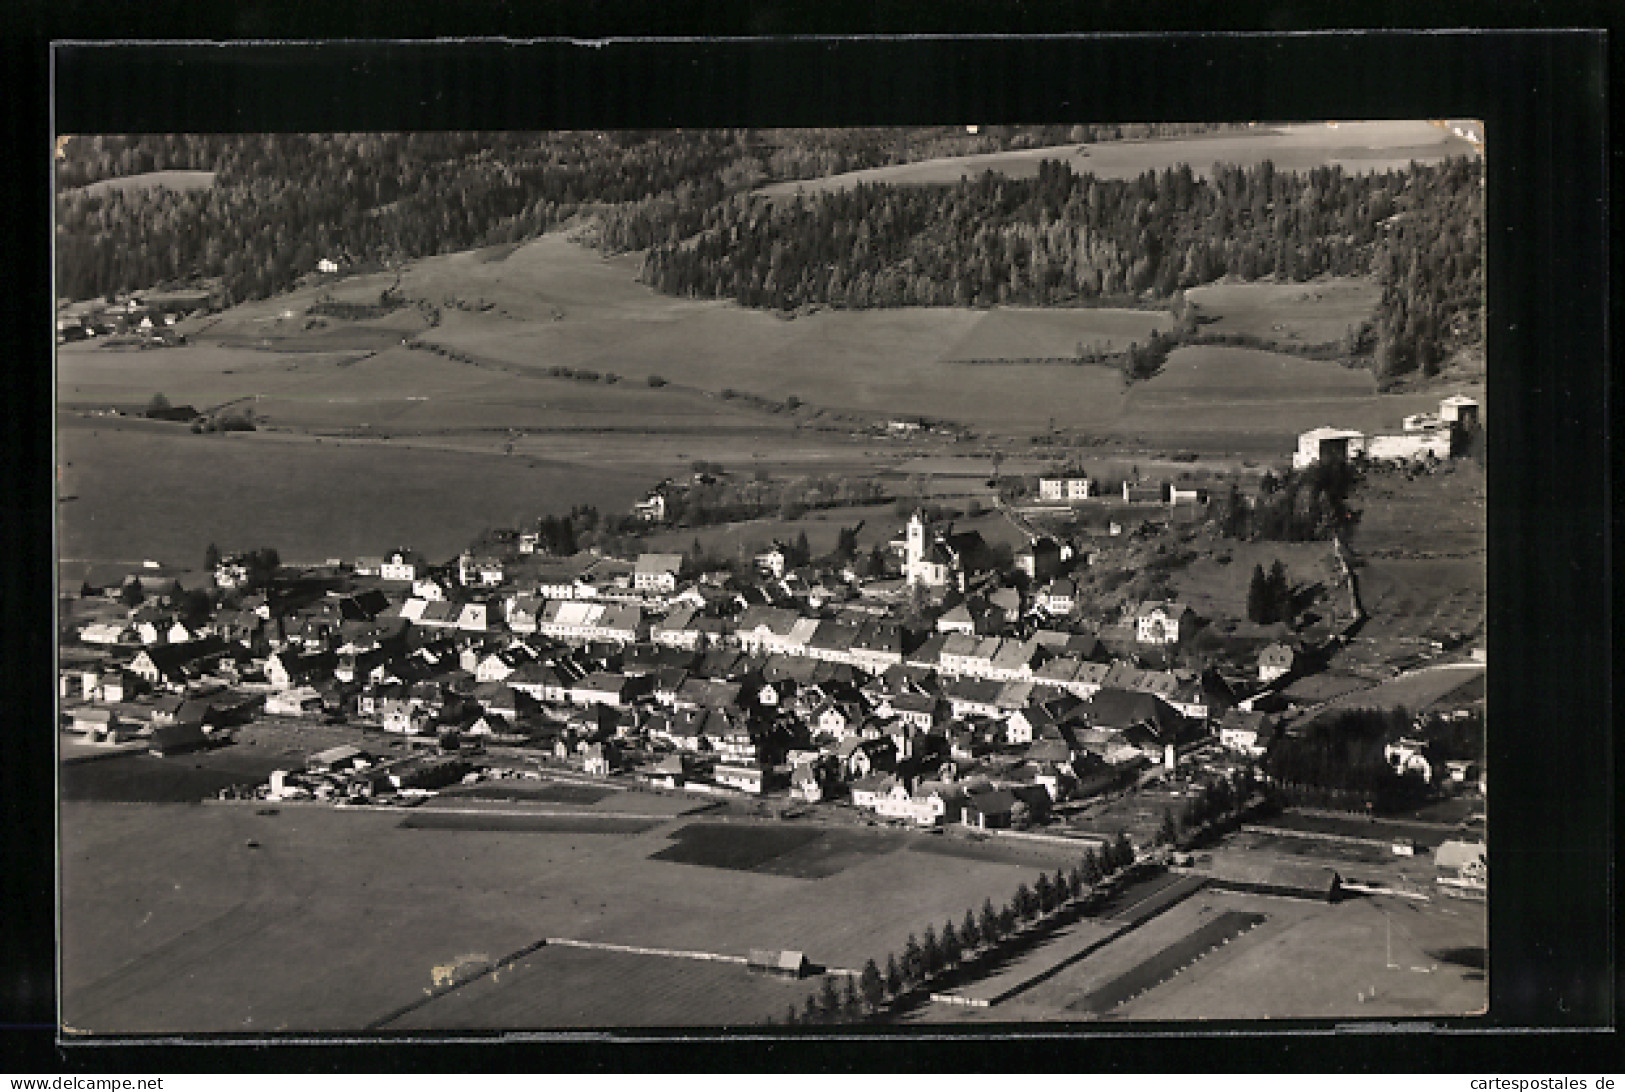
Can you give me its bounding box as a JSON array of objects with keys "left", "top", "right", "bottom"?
[
  {"left": 74, "top": 169, "right": 217, "bottom": 199},
  {"left": 56, "top": 414, "right": 654, "bottom": 564},
  {"left": 1184, "top": 278, "right": 1382, "bottom": 346},
  {"left": 753, "top": 121, "right": 1481, "bottom": 199}
]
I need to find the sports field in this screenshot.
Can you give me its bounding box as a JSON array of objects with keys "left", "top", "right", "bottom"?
[{"left": 60, "top": 800, "right": 1083, "bottom": 1032}]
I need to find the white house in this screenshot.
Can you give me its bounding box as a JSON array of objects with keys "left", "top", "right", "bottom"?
[
  {"left": 380, "top": 551, "right": 426, "bottom": 583},
  {"left": 633, "top": 554, "right": 684, "bottom": 594},
  {"left": 1038, "top": 477, "right": 1091, "bottom": 502},
  {"left": 316, "top": 257, "right": 340, "bottom": 274},
  {"left": 1292, "top": 427, "right": 1367, "bottom": 470},
  {"left": 1135, "top": 601, "right": 1193, "bottom": 646}
]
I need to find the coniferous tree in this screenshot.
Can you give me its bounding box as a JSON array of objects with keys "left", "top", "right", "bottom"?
[
  {"left": 962, "top": 908, "right": 981, "bottom": 951},
  {"left": 885, "top": 953, "right": 904, "bottom": 997},
  {"left": 1246, "top": 564, "right": 1271, "bottom": 625},
  {"left": 859, "top": 959, "right": 886, "bottom": 1010}
]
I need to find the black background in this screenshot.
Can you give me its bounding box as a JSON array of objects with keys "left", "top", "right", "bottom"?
[{"left": 2, "top": 10, "right": 1615, "bottom": 1075}]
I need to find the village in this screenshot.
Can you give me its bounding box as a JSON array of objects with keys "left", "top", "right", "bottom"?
[{"left": 58, "top": 391, "right": 1487, "bottom": 914}]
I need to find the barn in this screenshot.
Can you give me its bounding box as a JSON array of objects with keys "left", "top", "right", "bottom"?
[{"left": 747, "top": 949, "right": 811, "bottom": 979}]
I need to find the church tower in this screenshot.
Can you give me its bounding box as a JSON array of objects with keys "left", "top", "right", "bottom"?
[{"left": 905, "top": 510, "right": 928, "bottom": 582}]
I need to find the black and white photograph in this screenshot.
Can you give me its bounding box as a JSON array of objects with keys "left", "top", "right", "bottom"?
[{"left": 52, "top": 116, "right": 1500, "bottom": 1034}]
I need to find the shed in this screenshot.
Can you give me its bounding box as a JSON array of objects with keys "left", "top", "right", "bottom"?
[{"left": 747, "top": 949, "right": 810, "bottom": 979}]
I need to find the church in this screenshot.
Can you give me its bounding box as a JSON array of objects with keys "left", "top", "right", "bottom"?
[{"left": 901, "top": 510, "right": 991, "bottom": 591}]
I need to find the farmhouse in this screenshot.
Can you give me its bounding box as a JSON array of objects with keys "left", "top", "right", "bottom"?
[{"left": 1292, "top": 427, "right": 1367, "bottom": 470}]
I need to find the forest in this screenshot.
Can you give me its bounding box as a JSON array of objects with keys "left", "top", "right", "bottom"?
[
  {"left": 55, "top": 127, "right": 1481, "bottom": 379},
  {"left": 641, "top": 157, "right": 1483, "bottom": 378}
]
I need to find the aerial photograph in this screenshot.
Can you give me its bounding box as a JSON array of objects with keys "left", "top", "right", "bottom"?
[{"left": 55, "top": 121, "right": 1487, "bottom": 1033}]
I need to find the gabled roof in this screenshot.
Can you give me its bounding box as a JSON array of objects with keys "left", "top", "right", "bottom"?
[
  {"left": 635, "top": 553, "right": 685, "bottom": 577},
  {"left": 1084, "top": 687, "right": 1184, "bottom": 737}
]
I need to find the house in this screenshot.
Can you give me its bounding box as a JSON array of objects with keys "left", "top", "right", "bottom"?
[
  {"left": 380, "top": 550, "right": 428, "bottom": 582},
  {"left": 747, "top": 950, "right": 810, "bottom": 979},
  {"left": 849, "top": 772, "right": 899, "bottom": 809},
  {"left": 1384, "top": 737, "right": 1435, "bottom": 783},
  {"left": 1257, "top": 643, "right": 1297, "bottom": 683},
  {"left": 886, "top": 691, "right": 942, "bottom": 732},
  {"left": 265, "top": 686, "right": 325, "bottom": 717},
  {"left": 944, "top": 677, "right": 1004, "bottom": 720},
  {"left": 790, "top": 762, "right": 824, "bottom": 803},
  {"left": 988, "top": 587, "right": 1023, "bottom": 624},
  {"left": 960, "top": 784, "right": 1018, "bottom": 829},
  {"left": 1217, "top": 709, "right": 1277, "bottom": 757},
  {"left": 583, "top": 742, "right": 616, "bottom": 777},
  {"left": 569, "top": 672, "right": 635, "bottom": 708},
  {"left": 1083, "top": 687, "right": 1187, "bottom": 744},
  {"left": 457, "top": 553, "right": 508, "bottom": 588},
  {"left": 1438, "top": 394, "right": 1480, "bottom": 429},
  {"left": 937, "top": 599, "right": 997, "bottom": 637},
  {"left": 69, "top": 707, "right": 119, "bottom": 737},
  {"left": 714, "top": 763, "right": 765, "bottom": 795},
  {"left": 1135, "top": 601, "right": 1194, "bottom": 645},
  {"left": 1035, "top": 578, "right": 1078, "bottom": 617},
  {"left": 632, "top": 492, "right": 668, "bottom": 523},
  {"left": 755, "top": 543, "right": 789, "bottom": 580},
  {"left": 309, "top": 744, "right": 368, "bottom": 773},
  {"left": 317, "top": 257, "right": 340, "bottom": 274},
  {"left": 1292, "top": 427, "right": 1367, "bottom": 469},
  {"left": 1435, "top": 840, "right": 1486, "bottom": 890},
  {"left": 633, "top": 554, "right": 685, "bottom": 594},
  {"left": 1016, "top": 537, "right": 1064, "bottom": 583},
  {"left": 1037, "top": 477, "right": 1092, "bottom": 503}
]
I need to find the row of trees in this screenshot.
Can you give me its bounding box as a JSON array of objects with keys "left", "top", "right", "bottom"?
[{"left": 780, "top": 835, "right": 1137, "bottom": 1025}]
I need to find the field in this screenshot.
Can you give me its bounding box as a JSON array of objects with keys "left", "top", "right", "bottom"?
[
  {"left": 1351, "top": 558, "right": 1486, "bottom": 644},
  {"left": 652, "top": 822, "right": 909, "bottom": 880},
  {"left": 754, "top": 121, "right": 1481, "bottom": 198},
  {"left": 1184, "top": 278, "right": 1382, "bottom": 346},
  {"left": 939, "top": 307, "right": 1170, "bottom": 361},
  {"left": 60, "top": 798, "right": 1084, "bottom": 1032},
  {"left": 953, "top": 887, "right": 1485, "bottom": 1022},
  {"left": 1069, "top": 911, "right": 1269, "bottom": 1014},
  {"left": 74, "top": 169, "right": 217, "bottom": 199},
  {"left": 385, "top": 941, "right": 824, "bottom": 1029},
  {"left": 1314, "top": 662, "right": 1485, "bottom": 715},
  {"left": 399, "top": 812, "right": 667, "bottom": 834},
  {"left": 55, "top": 414, "right": 654, "bottom": 564},
  {"left": 1165, "top": 538, "right": 1344, "bottom": 630}
]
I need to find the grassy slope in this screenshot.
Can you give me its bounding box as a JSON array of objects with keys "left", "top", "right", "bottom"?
[{"left": 73, "top": 170, "right": 217, "bottom": 199}]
